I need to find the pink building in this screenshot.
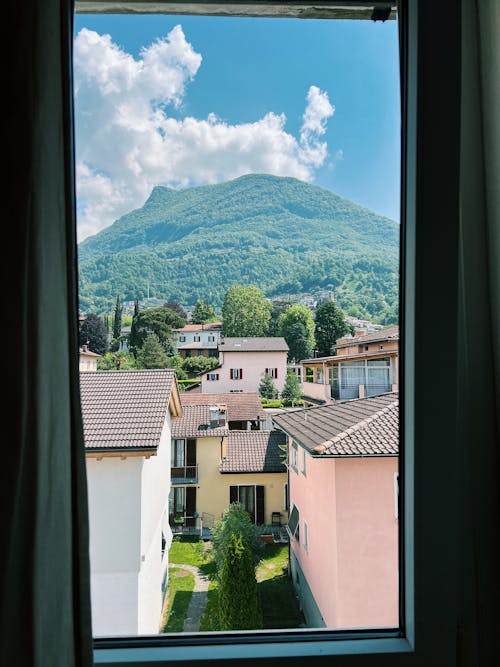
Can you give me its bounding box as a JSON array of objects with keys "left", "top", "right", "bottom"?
[
  {"left": 273, "top": 393, "right": 398, "bottom": 629},
  {"left": 200, "top": 337, "right": 289, "bottom": 395}
]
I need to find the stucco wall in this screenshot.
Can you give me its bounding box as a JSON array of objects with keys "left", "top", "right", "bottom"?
[
  {"left": 201, "top": 350, "right": 287, "bottom": 394},
  {"left": 289, "top": 449, "right": 398, "bottom": 629},
  {"left": 86, "top": 456, "right": 143, "bottom": 635},
  {"left": 187, "top": 436, "right": 287, "bottom": 525}
]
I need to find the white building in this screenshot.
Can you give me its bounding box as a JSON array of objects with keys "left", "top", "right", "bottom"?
[
  {"left": 173, "top": 322, "right": 222, "bottom": 359},
  {"left": 79, "top": 345, "right": 100, "bottom": 371},
  {"left": 80, "top": 369, "right": 182, "bottom": 636},
  {"left": 200, "top": 337, "right": 289, "bottom": 395}
]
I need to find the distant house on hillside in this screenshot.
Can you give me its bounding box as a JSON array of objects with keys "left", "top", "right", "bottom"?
[
  {"left": 201, "top": 337, "right": 289, "bottom": 395},
  {"left": 173, "top": 322, "right": 221, "bottom": 359},
  {"left": 79, "top": 345, "right": 100, "bottom": 371},
  {"left": 170, "top": 393, "right": 287, "bottom": 533},
  {"left": 273, "top": 394, "right": 399, "bottom": 629},
  {"left": 80, "top": 369, "right": 182, "bottom": 636},
  {"left": 302, "top": 326, "right": 398, "bottom": 404}
]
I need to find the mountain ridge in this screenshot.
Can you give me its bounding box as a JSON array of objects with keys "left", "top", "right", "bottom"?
[{"left": 78, "top": 174, "right": 399, "bottom": 324}]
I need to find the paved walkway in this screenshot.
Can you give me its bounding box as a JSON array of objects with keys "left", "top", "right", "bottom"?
[{"left": 169, "top": 563, "right": 210, "bottom": 632}]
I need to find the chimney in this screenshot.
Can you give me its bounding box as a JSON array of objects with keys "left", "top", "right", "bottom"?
[{"left": 210, "top": 405, "right": 227, "bottom": 428}]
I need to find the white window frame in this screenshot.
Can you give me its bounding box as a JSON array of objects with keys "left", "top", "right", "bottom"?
[
  {"left": 303, "top": 520, "right": 309, "bottom": 552},
  {"left": 302, "top": 448, "right": 307, "bottom": 476},
  {"left": 78, "top": 1, "right": 465, "bottom": 665}
]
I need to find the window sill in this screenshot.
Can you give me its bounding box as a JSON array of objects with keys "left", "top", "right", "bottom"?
[{"left": 94, "top": 633, "right": 411, "bottom": 664}]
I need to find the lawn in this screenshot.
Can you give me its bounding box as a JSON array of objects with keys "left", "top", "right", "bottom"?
[
  {"left": 169, "top": 535, "right": 206, "bottom": 567},
  {"left": 160, "top": 567, "right": 195, "bottom": 633},
  {"left": 163, "top": 539, "right": 301, "bottom": 632}
]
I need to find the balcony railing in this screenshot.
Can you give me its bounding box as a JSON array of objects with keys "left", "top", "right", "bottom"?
[{"left": 171, "top": 464, "right": 198, "bottom": 484}]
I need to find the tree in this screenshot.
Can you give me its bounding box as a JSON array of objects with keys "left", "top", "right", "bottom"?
[
  {"left": 283, "top": 321, "right": 313, "bottom": 363},
  {"left": 79, "top": 313, "right": 108, "bottom": 355},
  {"left": 130, "top": 305, "right": 185, "bottom": 356},
  {"left": 314, "top": 302, "right": 352, "bottom": 357},
  {"left": 211, "top": 503, "right": 263, "bottom": 581},
  {"left": 112, "top": 295, "right": 123, "bottom": 340},
  {"left": 279, "top": 305, "right": 315, "bottom": 361},
  {"left": 222, "top": 285, "right": 272, "bottom": 337},
  {"left": 97, "top": 352, "right": 137, "bottom": 371},
  {"left": 182, "top": 356, "right": 220, "bottom": 377},
  {"left": 137, "top": 334, "right": 169, "bottom": 369},
  {"left": 267, "top": 299, "right": 292, "bottom": 337},
  {"left": 191, "top": 299, "right": 218, "bottom": 324},
  {"left": 128, "top": 299, "right": 140, "bottom": 356},
  {"left": 163, "top": 301, "right": 187, "bottom": 321},
  {"left": 258, "top": 373, "right": 277, "bottom": 400},
  {"left": 218, "top": 533, "right": 263, "bottom": 631},
  {"left": 281, "top": 372, "right": 303, "bottom": 406}
]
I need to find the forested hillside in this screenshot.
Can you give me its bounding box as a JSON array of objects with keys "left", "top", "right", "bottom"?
[{"left": 78, "top": 174, "right": 399, "bottom": 323}]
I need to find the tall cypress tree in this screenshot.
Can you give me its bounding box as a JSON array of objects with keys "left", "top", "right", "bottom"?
[
  {"left": 128, "top": 299, "right": 140, "bottom": 356},
  {"left": 218, "top": 533, "right": 263, "bottom": 631},
  {"left": 112, "top": 295, "right": 123, "bottom": 340}
]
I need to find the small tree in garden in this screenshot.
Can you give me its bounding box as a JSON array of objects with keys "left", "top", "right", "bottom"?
[
  {"left": 281, "top": 372, "right": 303, "bottom": 406},
  {"left": 211, "top": 503, "right": 263, "bottom": 581},
  {"left": 137, "top": 333, "right": 169, "bottom": 369},
  {"left": 218, "top": 533, "right": 263, "bottom": 631},
  {"left": 259, "top": 373, "right": 277, "bottom": 400}
]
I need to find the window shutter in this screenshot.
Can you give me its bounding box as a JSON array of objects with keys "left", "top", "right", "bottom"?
[
  {"left": 275, "top": 368, "right": 278, "bottom": 378},
  {"left": 206, "top": 374, "right": 210, "bottom": 380},
  {"left": 230, "top": 368, "right": 234, "bottom": 379},
  {"left": 256, "top": 486, "right": 265, "bottom": 525},
  {"left": 230, "top": 486, "right": 238, "bottom": 504},
  {"left": 186, "top": 439, "right": 196, "bottom": 467},
  {"left": 216, "top": 374, "right": 219, "bottom": 380},
  {"left": 265, "top": 368, "right": 268, "bottom": 375},
  {"left": 185, "top": 487, "right": 197, "bottom": 527},
  {"left": 240, "top": 368, "right": 243, "bottom": 379}
]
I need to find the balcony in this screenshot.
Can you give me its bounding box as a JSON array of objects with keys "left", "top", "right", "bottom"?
[{"left": 170, "top": 464, "right": 198, "bottom": 484}]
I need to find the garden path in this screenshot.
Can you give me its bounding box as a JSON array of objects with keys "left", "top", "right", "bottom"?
[{"left": 168, "top": 563, "right": 210, "bottom": 632}]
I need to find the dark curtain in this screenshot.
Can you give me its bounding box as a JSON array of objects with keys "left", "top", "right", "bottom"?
[
  {"left": 457, "top": 0, "right": 499, "bottom": 663},
  {"left": 2, "top": 0, "right": 93, "bottom": 665}
]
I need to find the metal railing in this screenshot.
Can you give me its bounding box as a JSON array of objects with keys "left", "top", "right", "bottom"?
[{"left": 170, "top": 464, "right": 198, "bottom": 483}]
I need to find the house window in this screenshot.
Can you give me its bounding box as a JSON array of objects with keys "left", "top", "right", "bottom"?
[
  {"left": 316, "top": 367, "right": 324, "bottom": 383},
  {"left": 305, "top": 367, "right": 314, "bottom": 382},
  {"left": 302, "top": 449, "right": 307, "bottom": 476},
  {"left": 194, "top": 334, "right": 201, "bottom": 342},
  {"left": 287, "top": 504, "right": 300, "bottom": 543},
  {"left": 284, "top": 482, "right": 289, "bottom": 511},
  {"left": 208, "top": 335, "right": 216, "bottom": 342},
  {"left": 179, "top": 335, "right": 186, "bottom": 342},
  {"left": 206, "top": 373, "right": 219, "bottom": 381},
  {"left": 265, "top": 367, "right": 278, "bottom": 379},
  {"left": 229, "top": 485, "right": 264, "bottom": 524},
  {"left": 290, "top": 442, "right": 298, "bottom": 472},
  {"left": 303, "top": 521, "right": 308, "bottom": 552},
  {"left": 230, "top": 368, "right": 243, "bottom": 380}
]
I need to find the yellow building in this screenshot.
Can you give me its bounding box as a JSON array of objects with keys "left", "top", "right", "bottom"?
[{"left": 169, "top": 395, "right": 288, "bottom": 533}]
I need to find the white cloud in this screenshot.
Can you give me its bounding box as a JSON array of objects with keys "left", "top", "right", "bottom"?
[{"left": 74, "top": 27, "right": 335, "bottom": 240}]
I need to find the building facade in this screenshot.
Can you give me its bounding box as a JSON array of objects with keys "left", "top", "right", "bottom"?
[
  {"left": 80, "top": 369, "right": 182, "bottom": 636},
  {"left": 273, "top": 394, "right": 399, "bottom": 629},
  {"left": 173, "top": 323, "right": 222, "bottom": 359},
  {"left": 200, "top": 337, "right": 289, "bottom": 395}
]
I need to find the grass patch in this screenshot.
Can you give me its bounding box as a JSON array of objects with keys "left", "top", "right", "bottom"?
[
  {"left": 256, "top": 544, "right": 289, "bottom": 582},
  {"left": 259, "top": 574, "right": 302, "bottom": 629},
  {"left": 169, "top": 536, "right": 205, "bottom": 567},
  {"left": 199, "top": 582, "right": 219, "bottom": 632},
  {"left": 160, "top": 568, "right": 195, "bottom": 633}
]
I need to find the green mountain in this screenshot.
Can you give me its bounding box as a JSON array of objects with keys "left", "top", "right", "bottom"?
[{"left": 78, "top": 174, "right": 399, "bottom": 323}]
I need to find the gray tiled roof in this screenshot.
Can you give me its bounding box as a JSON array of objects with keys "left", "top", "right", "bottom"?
[
  {"left": 180, "top": 392, "right": 266, "bottom": 421},
  {"left": 335, "top": 325, "right": 399, "bottom": 348},
  {"left": 220, "top": 431, "right": 287, "bottom": 473},
  {"left": 219, "top": 337, "right": 289, "bottom": 352},
  {"left": 273, "top": 393, "right": 398, "bottom": 457},
  {"left": 171, "top": 405, "right": 229, "bottom": 438},
  {"left": 80, "top": 369, "right": 176, "bottom": 450}
]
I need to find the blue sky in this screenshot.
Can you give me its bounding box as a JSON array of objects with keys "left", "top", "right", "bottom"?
[{"left": 74, "top": 14, "right": 400, "bottom": 239}]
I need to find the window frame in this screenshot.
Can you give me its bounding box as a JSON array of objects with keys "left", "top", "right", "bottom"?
[{"left": 76, "top": 0, "right": 463, "bottom": 664}]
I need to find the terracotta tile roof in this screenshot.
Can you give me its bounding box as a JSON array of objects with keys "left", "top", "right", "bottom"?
[
  {"left": 220, "top": 431, "right": 287, "bottom": 473},
  {"left": 180, "top": 392, "right": 266, "bottom": 421},
  {"left": 273, "top": 393, "right": 398, "bottom": 457},
  {"left": 219, "top": 337, "right": 289, "bottom": 352},
  {"left": 80, "top": 369, "right": 176, "bottom": 450},
  {"left": 177, "top": 342, "right": 218, "bottom": 350},
  {"left": 171, "top": 405, "right": 229, "bottom": 438}
]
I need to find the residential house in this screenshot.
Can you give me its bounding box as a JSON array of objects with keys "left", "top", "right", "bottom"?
[
  {"left": 302, "top": 326, "right": 399, "bottom": 404},
  {"left": 201, "top": 337, "right": 289, "bottom": 395},
  {"left": 169, "top": 393, "right": 287, "bottom": 533},
  {"left": 79, "top": 345, "right": 100, "bottom": 371},
  {"left": 80, "top": 369, "right": 182, "bottom": 636},
  {"left": 173, "top": 322, "right": 221, "bottom": 359},
  {"left": 273, "top": 394, "right": 398, "bottom": 629}
]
